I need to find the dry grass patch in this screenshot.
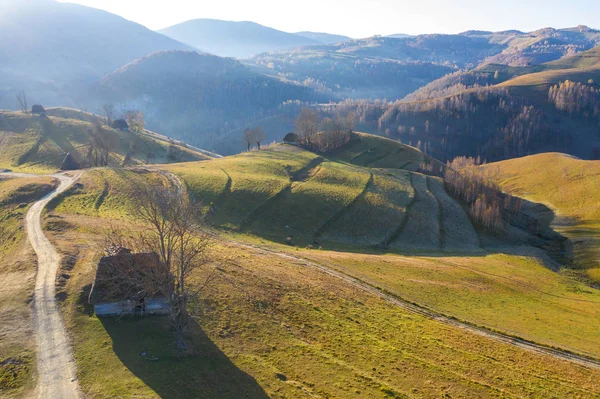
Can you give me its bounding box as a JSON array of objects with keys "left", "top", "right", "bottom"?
[{"left": 428, "top": 176, "right": 480, "bottom": 251}]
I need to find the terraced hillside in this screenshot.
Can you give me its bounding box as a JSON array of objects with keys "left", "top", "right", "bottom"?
[
  {"left": 485, "top": 153, "right": 600, "bottom": 283},
  {"left": 0, "top": 110, "right": 213, "bottom": 173},
  {"left": 167, "top": 134, "right": 479, "bottom": 251}
]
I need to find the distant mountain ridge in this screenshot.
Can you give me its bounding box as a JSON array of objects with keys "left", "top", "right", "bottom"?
[
  {"left": 159, "top": 19, "right": 320, "bottom": 58},
  {"left": 0, "top": 0, "right": 191, "bottom": 108},
  {"left": 96, "top": 50, "right": 330, "bottom": 154},
  {"left": 294, "top": 31, "right": 352, "bottom": 44}
]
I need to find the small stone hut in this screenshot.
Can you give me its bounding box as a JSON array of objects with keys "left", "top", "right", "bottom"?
[
  {"left": 31, "top": 104, "right": 46, "bottom": 116},
  {"left": 283, "top": 132, "right": 298, "bottom": 144},
  {"left": 111, "top": 119, "right": 129, "bottom": 131}
]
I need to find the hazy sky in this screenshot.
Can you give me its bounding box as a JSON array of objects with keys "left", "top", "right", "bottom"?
[{"left": 58, "top": 0, "right": 600, "bottom": 37}]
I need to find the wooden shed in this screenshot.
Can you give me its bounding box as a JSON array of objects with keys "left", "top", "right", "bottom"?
[{"left": 89, "top": 252, "right": 170, "bottom": 317}]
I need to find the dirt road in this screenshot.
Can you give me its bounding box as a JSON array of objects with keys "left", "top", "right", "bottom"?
[
  {"left": 2, "top": 172, "right": 82, "bottom": 398},
  {"left": 235, "top": 241, "right": 600, "bottom": 370}
]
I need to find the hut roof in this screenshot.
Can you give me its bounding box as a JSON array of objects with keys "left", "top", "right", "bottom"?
[
  {"left": 89, "top": 252, "right": 164, "bottom": 304},
  {"left": 283, "top": 132, "right": 298, "bottom": 143}
]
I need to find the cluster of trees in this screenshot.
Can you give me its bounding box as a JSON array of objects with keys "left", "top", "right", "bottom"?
[
  {"left": 444, "top": 156, "right": 522, "bottom": 232},
  {"left": 295, "top": 108, "right": 354, "bottom": 152},
  {"left": 242, "top": 127, "right": 267, "bottom": 151},
  {"left": 403, "top": 70, "right": 500, "bottom": 102},
  {"left": 548, "top": 80, "right": 600, "bottom": 122},
  {"left": 102, "top": 103, "right": 145, "bottom": 132},
  {"left": 322, "top": 87, "right": 563, "bottom": 162}
]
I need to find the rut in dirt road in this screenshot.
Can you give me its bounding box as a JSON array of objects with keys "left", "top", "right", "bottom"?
[{"left": 2, "top": 172, "right": 83, "bottom": 399}]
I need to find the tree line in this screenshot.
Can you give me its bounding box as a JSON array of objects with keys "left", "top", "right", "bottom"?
[
  {"left": 443, "top": 156, "right": 523, "bottom": 232},
  {"left": 548, "top": 79, "right": 600, "bottom": 123}
]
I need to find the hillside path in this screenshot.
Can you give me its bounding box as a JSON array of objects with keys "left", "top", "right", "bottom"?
[
  {"left": 1, "top": 171, "right": 82, "bottom": 399},
  {"left": 233, "top": 241, "right": 600, "bottom": 370}
]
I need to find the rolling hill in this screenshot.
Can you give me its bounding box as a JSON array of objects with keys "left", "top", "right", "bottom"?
[
  {"left": 164, "top": 133, "right": 545, "bottom": 254},
  {"left": 0, "top": 108, "right": 213, "bottom": 173},
  {"left": 19, "top": 132, "right": 599, "bottom": 397},
  {"left": 95, "top": 50, "right": 330, "bottom": 155},
  {"left": 0, "top": 0, "right": 191, "bottom": 109},
  {"left": 159, "top": 19, "right": 319, "bottom": 59},
  {"left": 485, "top": 153, "right": 600, "bottom": 283}
]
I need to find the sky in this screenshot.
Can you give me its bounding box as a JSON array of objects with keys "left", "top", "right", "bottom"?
[{"left": 57, "top": 0, "right": 600, "bottom": 38}]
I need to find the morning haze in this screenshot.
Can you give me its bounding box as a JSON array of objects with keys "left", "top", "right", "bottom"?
[{"left": 2, "top": 0, "right": 600, "bottom": 398}]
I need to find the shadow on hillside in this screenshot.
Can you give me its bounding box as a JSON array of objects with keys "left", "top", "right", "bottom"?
[
  {"left": 101, "top": 317, "right": 269, "bottom": 399},
  {"left": 262, "top": 198, "right": 572, "bottom": 269}
]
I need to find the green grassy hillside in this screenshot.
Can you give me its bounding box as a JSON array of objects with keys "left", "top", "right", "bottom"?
[
  {"left": 166, "top": 134, "right": 475, "bottom": 251},
  {"left": 0, "top": 110, "right": 213, "bottom": 173},
  {"left": 38, "top": 167, "right": 600, "bottom": 398},
  {"left": 485, "top": 153, "right": 600, "bottom": 282}
]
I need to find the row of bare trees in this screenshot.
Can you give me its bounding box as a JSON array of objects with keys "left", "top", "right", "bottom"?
[
  {"left": 549, "top": 80, "right": 600, "bottom": 122},
  {"left": 242, "top": 127, "right": 267, "bottom": 150},
  {"left": 295, "top": 108, "right": 355, "bottom": 152},
  {"left": 444, "top": 156, "right": 522, "bottom": 232}
]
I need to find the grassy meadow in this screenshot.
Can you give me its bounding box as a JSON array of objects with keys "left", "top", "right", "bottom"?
[
  {"left": 44, "top": 189, "right": 600, "bottom": 397},
  {"left": 3, "top": 132, "right": 598, "bottom": 397},
  {"left": 0, "top": 110, "right": 211, "bottom": 173},
  {"left": 485, "top": 153, "right": 600, "bottom": 282}
]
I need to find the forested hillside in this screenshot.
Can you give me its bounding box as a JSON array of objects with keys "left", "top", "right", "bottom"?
[
  {"left": 96, "top": 51, "right": 330, "bottom": 154},
  {"left": 321, "top": 45, "right": 600, "bottom": 162}
]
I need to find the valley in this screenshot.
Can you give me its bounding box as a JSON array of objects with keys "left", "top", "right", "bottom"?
[{"left": 1, "top": 1, "right": 600, "bottom": 398}]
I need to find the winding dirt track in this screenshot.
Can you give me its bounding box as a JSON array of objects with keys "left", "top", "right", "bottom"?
[
  {"left": 2, "top": 172, "right": 82, "bottom": 399},
  {"left": 236, "top": 242, "right": 600, "bottom": 370}
]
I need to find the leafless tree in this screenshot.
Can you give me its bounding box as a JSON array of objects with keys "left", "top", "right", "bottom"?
[
  {"left": 16, "top": 90, "right": 28, "bottom": 113},
  {"left": 295, "top": 108, "right": 320, "bottom": 147},
  {"left": 243, "top": 128, "right": 254, "bottom": 151},
  {"left": 103, "top": 103, "right": 115, "bottom": 127},
  {"left": 125, "top": 110, "right": 145, "bottom": 132},
  {"left": 254, "top": 127, "right": 266, "bottom": 149},
  {"left": 128, "top": 181, "right": 216, "bottom": 351},
  {"left": 243, "top": 127, "right": 267, "bottom": 151},
  {"left": 87, "top": 122, "right": 115, "bottom": 167}
]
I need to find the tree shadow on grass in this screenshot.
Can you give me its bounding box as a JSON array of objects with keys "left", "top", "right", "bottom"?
[{"left": 100, "top": 316, "right": 269, "bottom": 399}]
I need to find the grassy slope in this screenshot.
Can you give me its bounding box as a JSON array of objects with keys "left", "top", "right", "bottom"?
[
  {"left": 167, "top": 137, "right": 469, "bottom": 250},
  {"left": 0, "top": 176, "right": 58, "bottom": 398},
  {"left": 288, "top": 246, "right": 600, "bottom": 358},
  {"left": 485, "top": 153, "right": 600, "bottom": 282},
  {"left": 43, "top": 169, "right": 600, "bottom": 398},
  {"left": 332, "top": 132, "right": 442, "bottom": 171},
  {"left": 0, "top": 110, "right": 212, "bottom": 173}
]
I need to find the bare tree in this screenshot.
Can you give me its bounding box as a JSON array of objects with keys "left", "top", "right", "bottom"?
[
  {"left": 242, "top": 128, "right": 256, "bottom": 151},
  {"left": 296, "top": 108, "right": 320, "bottom": 147},
  {"left": 87, "top": 122, "right": 115, "bottom": 167},
  {"left": 254, "top": 127, "right": 266, "bottom": 150},
  {"left": 129, "top": 181, "right": 215, "bottom": 351},
  {"left": 16, "top": 90, "right": 28, "bottom": 113},
  {"left": 125, "top": 110, "right": 145, "bottom": 132},
  {"left": 102, "top": 103, "right": 115, "bottom": 127},
  {"left": 243, "top": 127, "right": 266, "bottom": 150}
]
